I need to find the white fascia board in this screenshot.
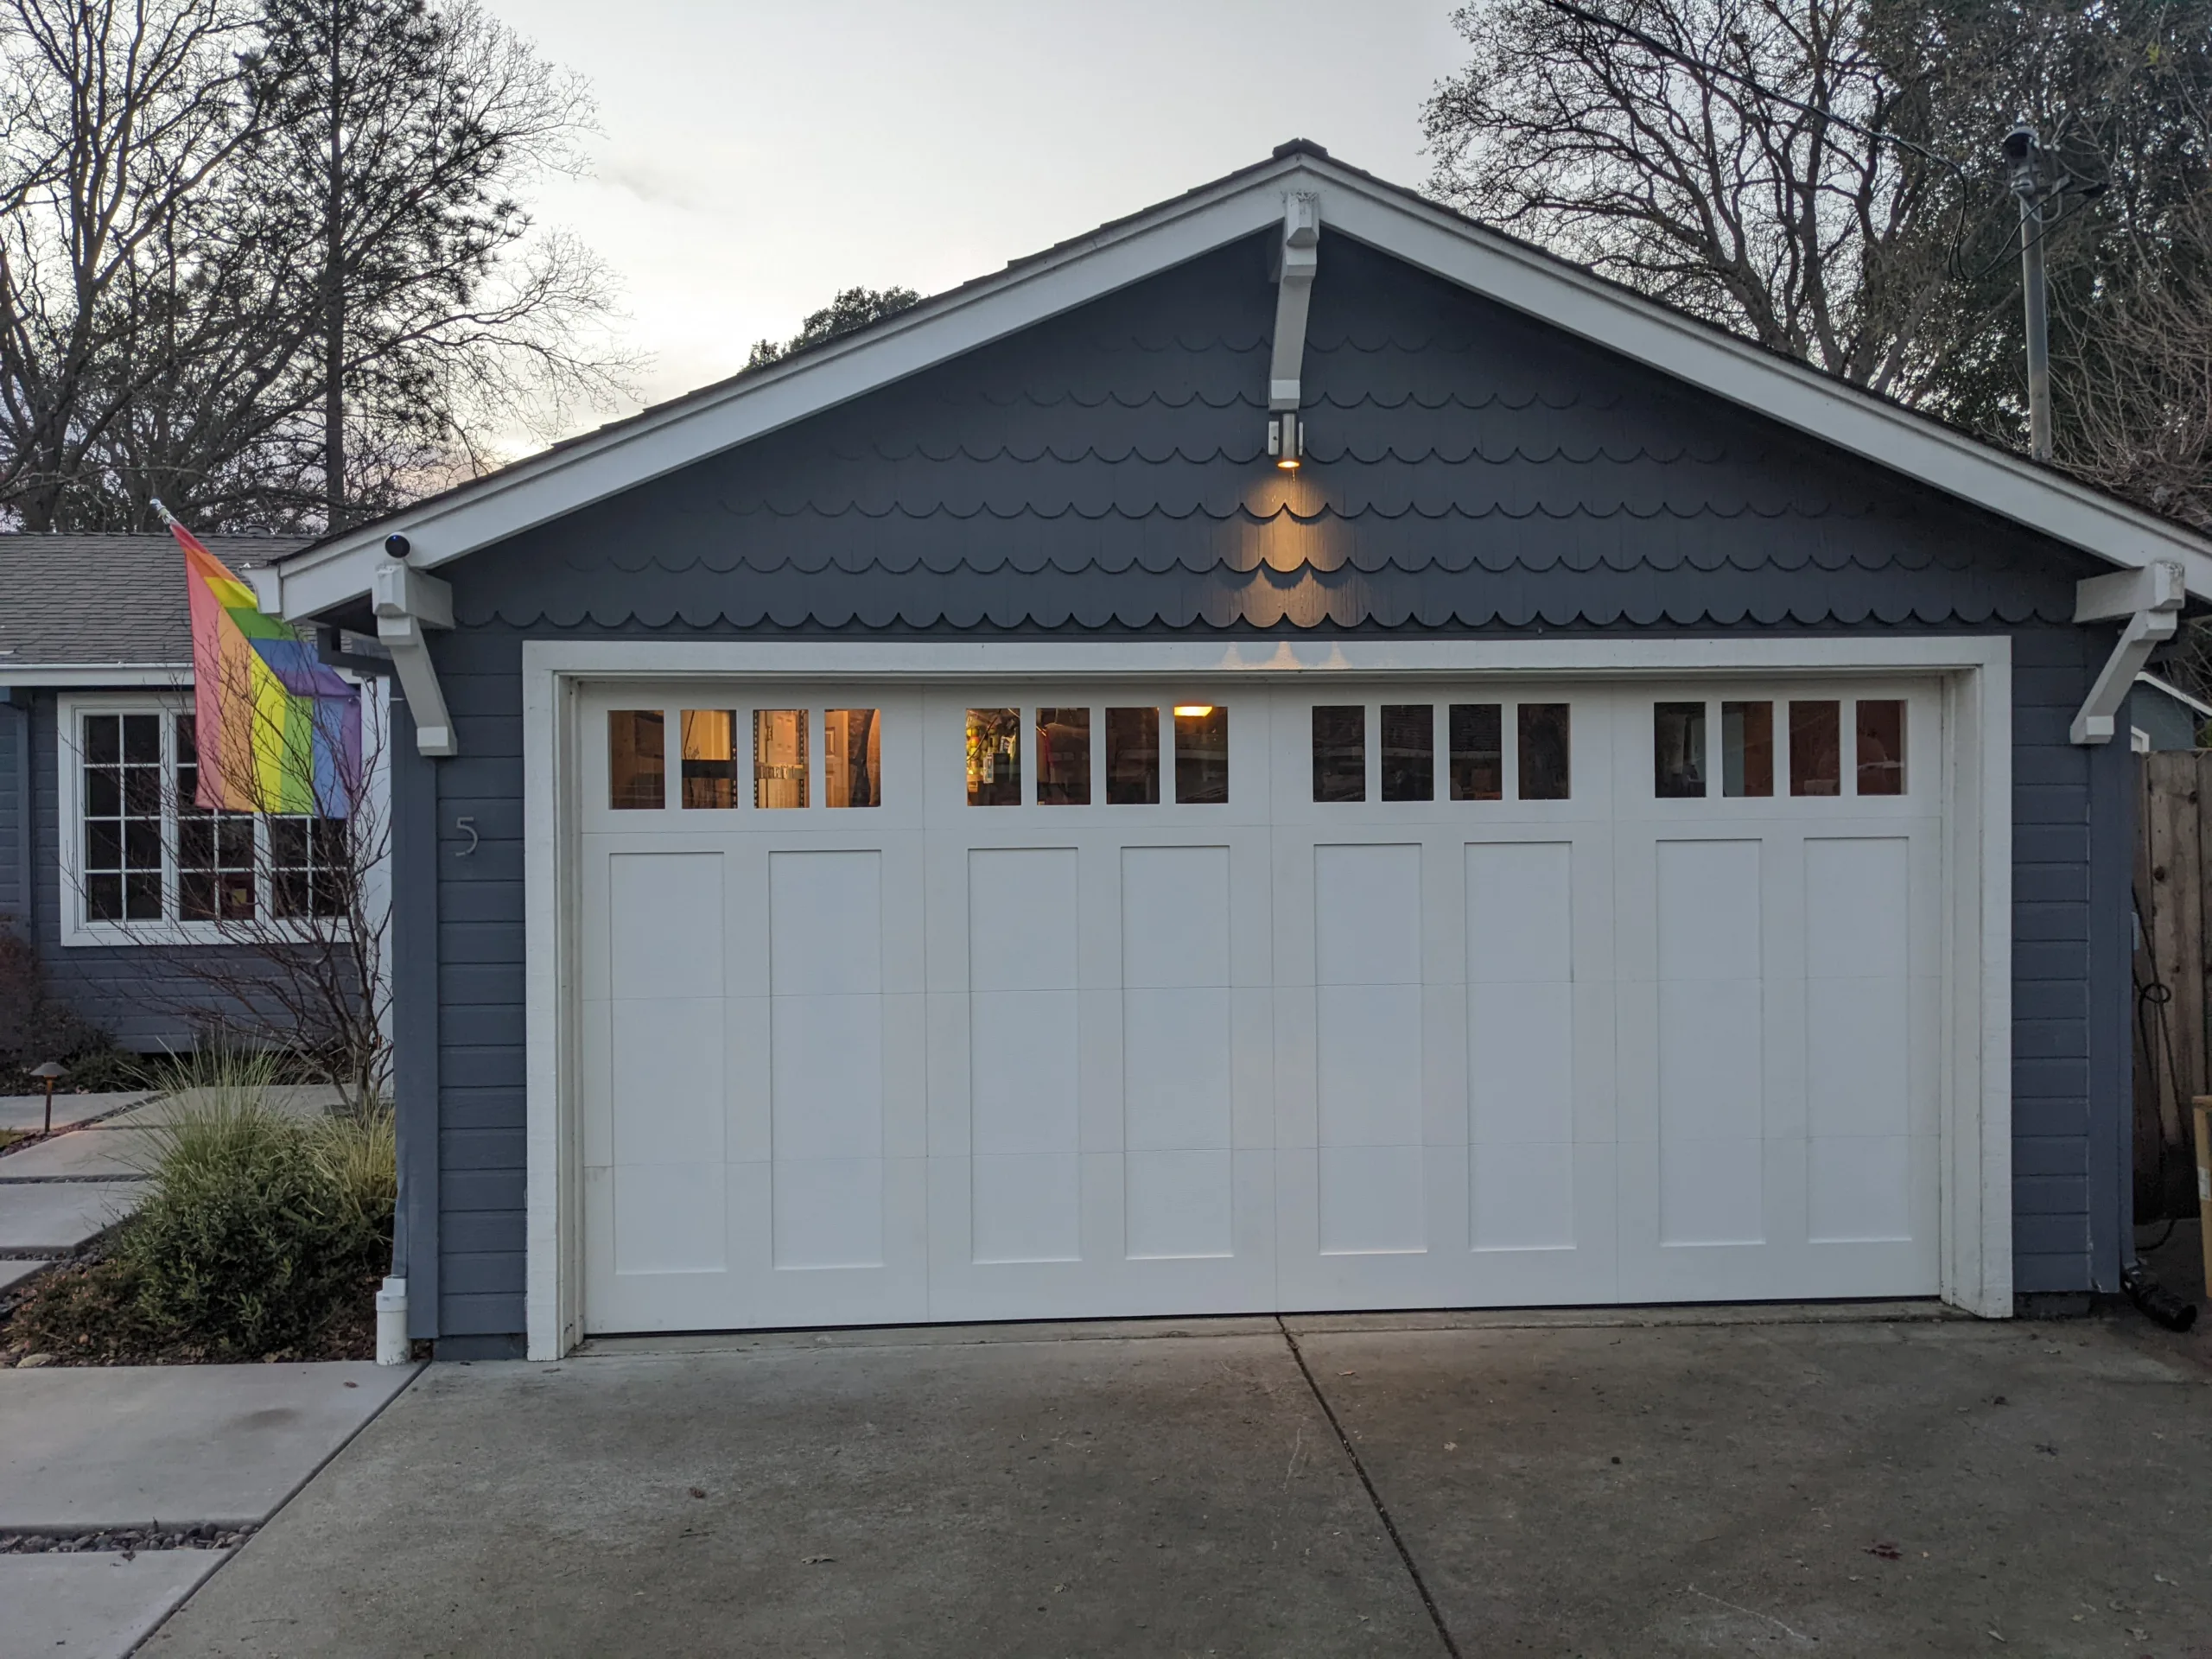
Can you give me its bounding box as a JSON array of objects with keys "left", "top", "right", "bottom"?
[
  {"left": 0, "top": 664, "right": 192, "bottom": 688},
  {"left": 276, "top": 149, "right": 2212, "bottom": 620},
  {"left": 2135, "top": 671, "right": 2212, "bottom": 721},
  {"left": 274, "top": 167, "right": 1306, "bottom": 621},
  {"left": 1314, "top": 178, "right": 2212, "bottom": 595}
]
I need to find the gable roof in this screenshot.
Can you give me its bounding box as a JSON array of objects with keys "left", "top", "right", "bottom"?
[
  {"left": 0, "top": 533, "right": 309, "bottom": 679},
  {"left": 264, "top": 140, "right": 2212, "bottom": 621}
]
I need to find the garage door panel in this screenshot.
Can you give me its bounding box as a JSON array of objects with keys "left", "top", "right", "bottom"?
[
  {"left": 579, "top": 679, "right": 1948, "bottom": 1334},
  {"left": 1123, "top": 986, "right": 1232, "bottom": 1150}
]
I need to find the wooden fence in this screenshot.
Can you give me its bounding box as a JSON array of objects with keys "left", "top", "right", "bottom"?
[{"left": 2135, "top": 751, "right": 2212, "bottom": 1218}]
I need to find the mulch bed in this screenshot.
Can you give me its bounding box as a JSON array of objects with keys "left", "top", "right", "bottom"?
[{"left": 0, "top": 1254, "right": 378, "bottom": 1367}]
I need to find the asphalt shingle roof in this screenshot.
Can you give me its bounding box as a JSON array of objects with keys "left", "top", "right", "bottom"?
[{"left": 0, "top": 533, "right": 309, "bottom": 668}]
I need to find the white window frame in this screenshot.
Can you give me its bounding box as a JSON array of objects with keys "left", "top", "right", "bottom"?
[{"left": 56, "top": 689, "right": 351, "bottom": 948}]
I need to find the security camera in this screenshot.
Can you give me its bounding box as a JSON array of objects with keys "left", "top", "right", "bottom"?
[
  {"left": 2000, "top": 125, "right": 2036, "bottom": 165},
  {"left": 384, "top": 532, "right": 411, "bottom": 559}
]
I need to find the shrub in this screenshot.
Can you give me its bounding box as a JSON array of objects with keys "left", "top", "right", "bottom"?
[{"left": 105, "top": 1053, "right": 394, "bottom": 1358}]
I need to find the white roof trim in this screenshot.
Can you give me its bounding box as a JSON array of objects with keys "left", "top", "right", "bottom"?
[
  {"left": 269, "top": 149, "right": 2212, "bottom": 622},
  {"left": 2134, "top": 671, "right": 2212, "bottom": 720},
  {"left": 0, "top": 664, "right": 191, "bottom": 688}
]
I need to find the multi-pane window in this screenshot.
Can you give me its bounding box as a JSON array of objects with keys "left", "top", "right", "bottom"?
[
  {"left": 1313, "top": 702, "right": 1570, "bottom": 803},
  {"left": 75, "top": 709, "right": 346, "bottom": 931},
  {"left": 80, "top": 713, "right": 163, "bottom": 922},
  {"left": 607, "top": 707, "right": 884, "bottom": 810},
  {"left": 1649, "top": 696, "right": 1906, "bottom": 801}
]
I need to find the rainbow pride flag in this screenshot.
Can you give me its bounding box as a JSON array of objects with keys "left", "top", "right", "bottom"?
[{"left": 175, "top": 520, "right": 361, "bottom": 816}]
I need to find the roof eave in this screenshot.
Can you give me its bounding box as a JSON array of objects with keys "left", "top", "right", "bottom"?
[{"left": 269, "top": 147, "right": 2212, "bottom": 622}]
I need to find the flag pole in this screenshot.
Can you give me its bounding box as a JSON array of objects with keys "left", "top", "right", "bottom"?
[{"left": 149, "top": 498, "right": 179, "bottom": 530}]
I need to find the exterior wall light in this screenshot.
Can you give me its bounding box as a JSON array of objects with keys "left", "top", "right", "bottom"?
[{"left": 1268, "top": 410, "right": 1302, "bottom": 471}]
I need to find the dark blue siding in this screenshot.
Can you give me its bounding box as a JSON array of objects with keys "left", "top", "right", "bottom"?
[
  {"left": 0, "top": 698, "right": 26, "bottom": 931},
  {"left": 409, "top": 232, "right": 2129, "bottom": 1339}
]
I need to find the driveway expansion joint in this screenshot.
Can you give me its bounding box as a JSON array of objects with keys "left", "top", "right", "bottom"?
[{"left": 1278, "top": 1316, "right": 1464, "bottom": 1659}]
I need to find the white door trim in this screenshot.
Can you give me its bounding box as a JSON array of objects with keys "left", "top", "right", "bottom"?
[{"left": 521, "top": 634, "right": 2014, "bottom": 1357}]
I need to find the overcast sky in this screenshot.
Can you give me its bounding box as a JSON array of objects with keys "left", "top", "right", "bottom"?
[{"left": 498, "top": 0, "right": 1470, "bottom": 425}]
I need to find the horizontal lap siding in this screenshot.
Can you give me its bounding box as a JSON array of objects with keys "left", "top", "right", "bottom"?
[
  {"left": 411, "top": 234, "right": 2127, "bottom": 1340},
  {"left": 0, "top": 702, "right": 23, "bottom": 928},
  {"left": 430, "top": 632, "right": 531, "bottom": 1337}
]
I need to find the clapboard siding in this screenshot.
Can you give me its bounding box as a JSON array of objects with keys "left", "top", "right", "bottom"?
[
  {"left": 407, "top": 230, "right": 2130, "bottom": 1341},
  {"left": 0, "top": 700, "right": 25, "bottom": 929}
]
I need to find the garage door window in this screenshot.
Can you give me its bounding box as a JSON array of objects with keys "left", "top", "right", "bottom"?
[
  {"left": 1106, "top": 707, "right": 1160, "bottom": 804},
  {"left": 1857, "top": 700, "right": 1906, "bottom": 795},
  {"left": 1789, "top": 701, "right": 1841, "bottom": 796},
  {"left": 825, "top": 709, "right": 882, "bottom": 808},
  {"left": 1449, "top": 704, "right": 1502, "bottom": 800},
  {"left": 678, "top": 710, "right": 738, "bottom": 809},
  {"left": 1313, "top": 706, "right": 1364, "bottom": 802},
  {"left": 1173, "top": 705, "right": 1229, "bottom": 804},
  {"left": 755, "top": 710, "right": 809, "bottom": 808},
  {"left": 1518, "top": 703, "right": 1572, "bottom": 799},
  {"left": 1722, "top": 702, "right": 1774, "bottom": 797},
  {"left": 608, "top": 710, "right": 665, "bottom": 810},
  {"left": 967, "top": 709, "right": 1020, "bottom": 805},
  {"left": 1381, "top": 705, "right": 1433, "bottom": 802},
  {"left": 1037, "top": 709, "right": 1090, "bottom": 804},
  {"left": 1653, "top": 702, "right": 1707, "bottom": 798}
]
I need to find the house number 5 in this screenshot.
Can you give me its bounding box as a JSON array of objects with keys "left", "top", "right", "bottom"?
[{"left": 455, "top": 816, "right": 479, "bottom": 857}]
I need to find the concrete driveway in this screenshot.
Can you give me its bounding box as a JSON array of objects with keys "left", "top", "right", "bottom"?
[{"left": 141, "top": 1302, "right": 2211, "bottom": 1658}]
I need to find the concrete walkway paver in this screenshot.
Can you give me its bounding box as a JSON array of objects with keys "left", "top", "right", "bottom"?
[
  {"left": 0, "top": 1091, "right": 150, "bottom": 1133},
  {"left": 0, "top": 1180, "right": 139, "bottom": 1254},
  {"left": 104, "top": 1084, "right": 347, "bottom": 1128},
  {"left": 0, "top": 1125, "right": 159, "bottom": 1179},
  {"left": 0, "top": 1361, "right": 421, "bottom": 1531},
  {"left": 1, "top": 1550, "right": 230, "bottom": 1659}
]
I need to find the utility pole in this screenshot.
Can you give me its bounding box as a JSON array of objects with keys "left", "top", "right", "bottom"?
[{"left": 2003, "top": 124, "right": 2054, "bottom": 463}]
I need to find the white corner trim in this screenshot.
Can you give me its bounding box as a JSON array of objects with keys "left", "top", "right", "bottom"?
[
  {"left": 518, "top": 634, "right": 2016, "bottom": 1351},
  {"left": 270, "top": 150, "right": 2212, "bottom": 621},
  {"left": 2135, "top": 671, "right": 2212, "bottom": 721},
  {"left": 522, "top": 662, "right": 573, "bottom": 1360}
]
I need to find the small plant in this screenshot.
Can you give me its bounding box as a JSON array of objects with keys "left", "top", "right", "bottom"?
[
  {"left": 118, "top": 1055, "right": 392, "bottom": 1357},
  {"left": 10, "top": 1050, "right": 394, "bottom": 1362}
]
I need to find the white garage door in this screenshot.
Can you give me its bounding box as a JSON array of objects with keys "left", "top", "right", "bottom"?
[{"left": 574, "top": 679, "right": 1942, "bottom": 1334}]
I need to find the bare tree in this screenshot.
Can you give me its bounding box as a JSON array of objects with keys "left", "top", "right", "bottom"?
[
  {"left": 0, "top": 0, "right": 263, "bottom": 529},
  {"left": 251, "top": 0, "right": 634, "bottom": 526},
  {"left": 0, "top": 0, "right": 636, "bottom": 533},
  {"left": 1421, "top": 0, "right": 2212, "bottom": 470}
]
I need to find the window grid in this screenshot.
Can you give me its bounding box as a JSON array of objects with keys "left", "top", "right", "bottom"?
[{"left": 75, "top": 709, "right": 348, "bottom": 932}]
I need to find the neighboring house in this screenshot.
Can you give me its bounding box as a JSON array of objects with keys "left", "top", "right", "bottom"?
[
  {"left": 257, "top": 142, "right": 2212, "bottom": 1361},
  {"left": 2127, "top": 673, "right": 2211, "bottom": 753},
  {"left": 0, "top": 532, "right": 317, "bottom": 1050}
]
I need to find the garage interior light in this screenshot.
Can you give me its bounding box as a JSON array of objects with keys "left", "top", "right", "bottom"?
[{"left": 1173, "top": 705, "right": 1215, "bottom": 718}]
